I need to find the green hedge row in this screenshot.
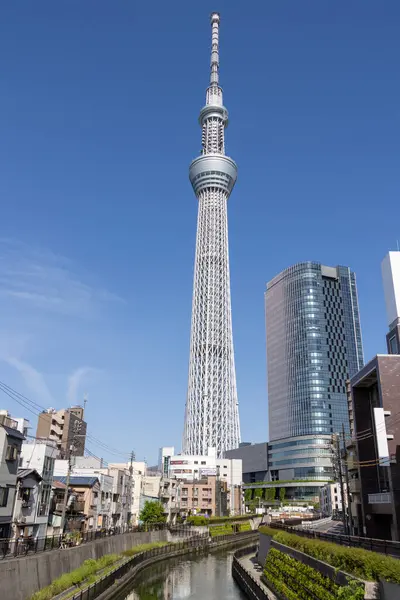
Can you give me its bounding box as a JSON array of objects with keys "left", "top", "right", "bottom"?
[
  {"left": 259, "top": 526, "right": 400, "bottom": 584},
  {"left": 210, "top": 521, "right": 252, "bottom": 537}
]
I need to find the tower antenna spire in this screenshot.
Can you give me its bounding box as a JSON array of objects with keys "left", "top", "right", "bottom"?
[{"left": 209, "top": 12, "right": 220, "bottom": 87}]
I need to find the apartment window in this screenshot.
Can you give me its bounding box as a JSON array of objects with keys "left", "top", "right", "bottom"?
[
  {"left": 194, "top": 461, "right": 198, "bottom": 465},
  {"left": 19, "top": 487, "right": 31, "bottom": 504},
  {"left": 201, "top": 461, "right": 206, "bottom": 465},
  {"left": 389, "top": 335, "right": 398, "bottom": 354},
  {"left": 6, "top": 444, "right": 18, "bottom": 461},
  {"left": 120, "top": 476, "right": 123, "bottom": 485},
  {"left": 223, "top": 465, "right": 227, "bottom": 469},
  {"left": 0, "top": 487, "right": 9, "bottom": 507},
  {"left": 93, "top": 492, "right": 98, "bottom": 498}
]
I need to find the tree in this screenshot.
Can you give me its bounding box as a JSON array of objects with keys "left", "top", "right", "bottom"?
[
  {"left": 254, "top": 488, "right": 263, "bottom": 499},
  {"left": 279, "top": 487, "right": 286, "bottom": 503},
  {"left": 244, "top": 489, "right": 252, "bottom": 502},
  {"left": 265, "top": 487, "right": 276, "bottom": 502},
  {"left": 139, "top": 501, "right": 166, "bottom": 524}
]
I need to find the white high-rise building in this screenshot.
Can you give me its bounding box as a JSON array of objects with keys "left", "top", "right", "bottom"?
[
  {"left": 183, "top": 12, "right": 240, "bottom": 458},
  {"left": 382, "top": 251, "right": 400, "bottom": 354}
]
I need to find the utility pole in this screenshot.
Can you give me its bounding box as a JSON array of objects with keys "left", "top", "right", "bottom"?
[
  {"left": 60, "top": 421, "right": 80, "bottom": 534},
  {"left": 128, "top": 451, "right": 135, "bottom": 528},
  {"left": 342, "top": 423, "right": 353, "bottom": 536},
  {"left": 216, "top": 465, "right": 221, "bottom": 517},
  {"left": 333, "top": 432, "right": 348, "bottom": 536}
]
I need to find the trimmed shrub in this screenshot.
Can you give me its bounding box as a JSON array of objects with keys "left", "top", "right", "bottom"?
[
  {"left": 264, "top": 548, "right": 341, "bottom": 600},
  {"left": 259, "top": 526, "right": 400, "bottom": 584}
]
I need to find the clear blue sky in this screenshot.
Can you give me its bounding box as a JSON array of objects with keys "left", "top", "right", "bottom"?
[{"left": 0, "top": 1, "right": 399, "bottom": 464}]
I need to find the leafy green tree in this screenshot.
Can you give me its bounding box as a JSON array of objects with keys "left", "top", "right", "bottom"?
[
  {"left": 139, "top": 501, "right": 166, "bottom": 524},
  {"left": 279, "top": 487, "right": 286, "bottom": 503},
  {"left": 254, "top": 488, "right": 263, "bottom": 499},
  {"left": 244, "top": 489, "right": 252, "bottom": 502},
  {"left": 265, "top": 487, "right": 276, "bottom": 502}
]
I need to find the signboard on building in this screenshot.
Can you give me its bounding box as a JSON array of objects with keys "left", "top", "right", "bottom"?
[
  {"left": 170, "top": 460, "right": 189, "bottom": 465},
  {"left": 199, "top": 468, "right": 217, "bottom": 477}
]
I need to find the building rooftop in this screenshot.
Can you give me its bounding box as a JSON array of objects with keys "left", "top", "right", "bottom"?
[
  {"left": 54, "top": 476, "right": 99, "bottom": 487},
  {"left": 18, "top": 468, "right": 42, "bottom": 481}
]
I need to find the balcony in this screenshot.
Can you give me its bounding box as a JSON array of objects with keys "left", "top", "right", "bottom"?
[
  {"left": 368, "top": 492, "right": 391, "bottom": 504},
  {"left": 73, "top": 501, "right": 86, "bottom": 513}
]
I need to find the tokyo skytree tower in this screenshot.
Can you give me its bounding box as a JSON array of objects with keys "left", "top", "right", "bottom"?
[{"left": 183, "top": 13, "right": 240, "bottom": 458}]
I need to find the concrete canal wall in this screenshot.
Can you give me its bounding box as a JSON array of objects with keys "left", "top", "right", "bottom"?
[{"left": 1, "top": 529, "right": 178, "bottom": 600}]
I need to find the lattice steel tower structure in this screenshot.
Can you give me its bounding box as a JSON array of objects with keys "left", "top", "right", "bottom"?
[{"left": 182, "top": 13, "right": 240, "bottom": 458}]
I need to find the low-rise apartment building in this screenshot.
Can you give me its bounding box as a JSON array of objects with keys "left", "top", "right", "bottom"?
[
  {"left": 12, "top": 469, "right": 43, "bottom": 539},
  {"left": 347, "top": 354, "right": 400, "bottom": 540},
  {"left": 0, "top": 411, "right": 25, "bottom": 538},
  {"left": 319, "top": 482, "right": 344, "bottom": 518},
  {"left": 54, "top": 476, "right": 101, "bottom": 532},
  {"left": 19, "top": 438, "right": 58, "bottom": 537}
]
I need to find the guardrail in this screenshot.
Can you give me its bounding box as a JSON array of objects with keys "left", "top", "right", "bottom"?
[
  {"left": 232, "top": 544, "right": 270, "bottom": 600},
  {"left": 0, "top": 523, "right": 193, "bottom": 560},
  {"left": 269, "top": 522, "right": 400, "bottom": 557}
]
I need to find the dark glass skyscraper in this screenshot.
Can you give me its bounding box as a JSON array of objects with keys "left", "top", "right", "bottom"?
[{"left": 266, "top": 263, "right": 363, "bottom": 443}]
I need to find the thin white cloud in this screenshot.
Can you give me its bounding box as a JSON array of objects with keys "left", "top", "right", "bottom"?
[
  {"left": 67, "top": 367, "right": 96, "bottom": 405},
  {"left": 5, "top": 356, "right": 54, "bottom": 407},
  {"left": 0, "top": 238, "right": 124, "bottom": 318}
]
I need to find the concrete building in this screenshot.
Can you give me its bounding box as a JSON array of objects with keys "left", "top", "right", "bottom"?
[
  {"left": 382, "top": 251, "right": 400, "bottom": 354},
  {"left": 164, "top": 447, "right": 242, "bottom": 488},
  {"left": 319, "top": 482, "right": 344, "bottom": 518},
  {"left": 159, "top": 446, "right": 175, "bottom": 477},
  {"left": 347, "top": 354, "right": 400, "bottom": 540},
  {"left": 265, "top": 263, "right": 363, "bottom": 493},
  {"left": 225, "top": 443, "right": 268, "bottom": 483},
  {"left": 160, "top": 447, "right": 242, "bottom": 516},
  {"left": 0, "top": 411, "right": 25, "bottom": 538},
  {"left": 36, "top": 406, "right": 87, "bottom": 458},
  {"left": 18, "top": 438, "right": 58, "bottom": 537}
]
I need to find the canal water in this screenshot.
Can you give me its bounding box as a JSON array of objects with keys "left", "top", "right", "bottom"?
[{"left": 121, "top": 548, "right": 248, "bottom": 599}]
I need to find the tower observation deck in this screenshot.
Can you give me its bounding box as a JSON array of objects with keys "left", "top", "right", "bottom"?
[{"left": 183, "top": 13, "right": 241, "bottom": 458}]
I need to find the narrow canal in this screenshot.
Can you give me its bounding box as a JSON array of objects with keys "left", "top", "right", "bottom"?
[{"left": 120, "top": 548, "right": 248, "bottom": 599}]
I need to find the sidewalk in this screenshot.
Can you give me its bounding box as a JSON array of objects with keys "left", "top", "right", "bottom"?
[{"left": 238, "top": 552, "right": 277, "bottom": 599}]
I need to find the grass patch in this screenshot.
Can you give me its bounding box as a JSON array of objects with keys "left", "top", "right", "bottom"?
[
  {"left": 259, "top": 526, "right": 400, "bottom": 584},
  {"left": 30, "top": 554, "right": 119, "bottom": 600},
  {"left": 30, "top": 541, "right": 172, "bottom": 600},
  {"left": 121, "top": 541, "right": 169, "bottom": 557}
]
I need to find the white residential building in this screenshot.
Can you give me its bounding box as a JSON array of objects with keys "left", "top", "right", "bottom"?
[
  {"left": 19, "top": 438, "right": 59, "bottom": 538},
  {"left": 0, "top": 412, "right": 25, "bottom": 538},
  {"left": 320, "top": 483, "right": 345, "bottom": 517}
]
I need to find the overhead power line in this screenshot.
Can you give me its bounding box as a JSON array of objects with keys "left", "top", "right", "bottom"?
[{"left": 0, "top": 379, "right": 131, "bottom": 459}]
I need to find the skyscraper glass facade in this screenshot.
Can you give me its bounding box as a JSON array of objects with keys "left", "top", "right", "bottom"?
[{"left": 266, "top": 262, "right": 363, "bottom": 443}]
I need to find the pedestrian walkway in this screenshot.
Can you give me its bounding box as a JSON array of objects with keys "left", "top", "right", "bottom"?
[{"left": 238, "top": 552, "right": 277, "bottom": 599}]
